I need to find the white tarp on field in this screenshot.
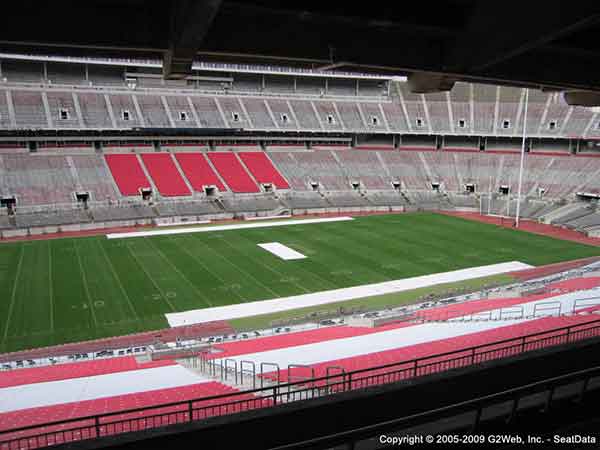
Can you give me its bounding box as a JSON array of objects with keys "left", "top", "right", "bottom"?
[
  {"left": 257, "top": 242, "right": 307, "bottom": 260},
  {"left": 166, "top": 261, "right": 533, "bottom": 326},
  {"left": 106, "top": 216, "right": 354, "bottom": 239}
]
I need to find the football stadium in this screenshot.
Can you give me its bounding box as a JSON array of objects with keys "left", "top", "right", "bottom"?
[{"left": 2, "top": 2, "right": 600, "bottom": 448}]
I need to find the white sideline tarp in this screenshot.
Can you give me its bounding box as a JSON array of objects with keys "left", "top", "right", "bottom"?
[
  {"left": 106, "top": 216, "right": 354, "bottom": 239},
  {"left": 166, "top": 261, "right": 533, "bottom": 326}
]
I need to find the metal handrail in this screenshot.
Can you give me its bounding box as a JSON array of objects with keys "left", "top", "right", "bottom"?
[
  {"left": 268, "top": 364, "right": 600, "bottom": 450},
  {"left": 2, "top": 315, "right": 600, "bottom": 444}
]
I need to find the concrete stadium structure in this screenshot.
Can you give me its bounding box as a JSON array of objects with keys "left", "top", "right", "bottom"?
[{"left": 1, "top": 55, "right": 600, "bottom": 239}]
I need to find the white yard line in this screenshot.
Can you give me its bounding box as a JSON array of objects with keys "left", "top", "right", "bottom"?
[
  {"left": 2, "top": 246, "right": 25, "bottom": 343},
  {"left": 106, "top": 216, "right": 354, "bottom": 239},
  {"left": 165, "top": 261, "right": 533, "bottom": 326}
]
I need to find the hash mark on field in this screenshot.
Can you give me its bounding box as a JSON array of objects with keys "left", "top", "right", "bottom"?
[
  {"left": 96, "top": 240, "right": 140, "bottom": 320},
  {"left": 2, "top": 245, "right": 25, "bottom": 343},
  {"left": 381, "top": 263, "right": 407, "bottom": 270},
  {"left": 331, "top": 269, "right": 353, "bottom": 276},
  {"left": 423, "top": 256, "right": 447, "bottom": 263},
  {"left": 145, "top": 239, "right": 213, "bottom": 307},
  {"left": 73, "top": 240, "right": 99, "bottom": 327},
  {"left": 126, "top": 243, "right": 176, "bottom": 312}
]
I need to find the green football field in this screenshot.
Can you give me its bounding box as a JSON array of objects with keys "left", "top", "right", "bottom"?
[{"left": 1, "top": 212, "right": 600, "bottom": 354}]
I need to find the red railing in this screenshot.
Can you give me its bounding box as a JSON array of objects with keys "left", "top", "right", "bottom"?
[{"left": 1, "top": 316, "right": 600, "bottom": 450}]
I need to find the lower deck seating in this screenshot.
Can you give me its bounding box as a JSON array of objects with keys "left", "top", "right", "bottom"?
[
  {"left": 551, "top": 205, "right": 594, "bottom": 225},
  {"left": 565, "top": 212, "right": 600, "bottom": 230},
  {"left": 325, "top": 192, "right": 371, "bottom": 207},
  {"left": 175, "top": 153, "right": 227, "bottom": 192},
  {"left": 0, "top": 155, "right": 78, "bottom": 206},
  {"left": 279, "top": 192, "right": 330, "bottom": 209},
  {"left": 155, "top": 201, "right": 221, "bottom": 217},
  {"left": 207, "top": 153, "right": 260, "bottom": 193},
  {"left": 238, "top": 152, "right": 290, "bottom": 189},
  {"left": 408, "top": 191, "right": 451, "bottom": 209},
  {"left": 15, "top": 210, "right": 90, "bottom": 228},
  {"left": 221, "top": 196, "right": 282, "bottom": 212},
  {"left": 0, "top": 215, "right": 12, "bottom": 230},
  {"left": 6, "top": 149, "right": 600, "bottom": 230},
  {"left": 206, "top": 280, "right": 600, "bottom": 387},
  {"left": 140, "top": 153, "right": 191, "bottom": 197},
  {"left": 284, "top": 314, "right": 599, "bottom": 386},
  {"left": 0, "top": 357, "right": 174, "bottom": 389},
  {"left": 90, "top": 205, "right": 156, "bottom": 222},
  {"left": 516, "top": 200, "right": 550, "bottom": 218},
  {"left": 0, "top": 382, "right": 268, "bottom": 447},
  {"left": 366, "top": 191, "right": 409, "bottom": 206},
  {"left": 447, "top": 194, "right": 478, "bottom": 208},
  {"left": 69, "top": 155, "right": 119, "bottom": 202},
  {"left": 104, "top": 154, "right": 151, "bottom": 196},
  {"left": 0, "top": 378, "right": 253, "bottom": 443}
]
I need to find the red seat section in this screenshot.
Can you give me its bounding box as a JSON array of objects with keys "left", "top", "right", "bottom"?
[
  {"left": 271, "top": 314, "right": 600, "bottom": 384},
  {"left": 207, "top": 152, "right": 260, "bottom": 193},
  {"left": 238, "top": 152, "right": 290, "bottom": 189},
  {"left": 0, "top": 357, "right": 174, "bottom": 389},
  {"left": 140, "top": 153, "right": 191, "bottom": 197},
  {"left": 104, "top": 154, "right": 151, "bottom": 196},
  {"left": 0, "top": 382, "right": 268, "bottom": 442},
  {"left": 175, "top": 152, "right": 227, "bottom": 192}
]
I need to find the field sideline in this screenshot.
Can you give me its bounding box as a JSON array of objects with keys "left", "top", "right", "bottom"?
[{"left": 1, "top": 212, "right": 600, "bottom": 353}]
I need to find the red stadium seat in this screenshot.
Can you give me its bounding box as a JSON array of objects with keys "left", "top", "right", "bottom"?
[
  {"left": 207, "top": 152, "right": 260, "bottom": 193},
  {"left": 175, "top": 152, "right": 227, "bottom": 192},
  {"left": 140, "top": 153, "right": 191, "bottom": 197},
  {"left": 0, "top": 357, "right": 174, "bottom": 389},
  {"left": 238, "top": 152, "right": 290, "bottom": 189},
  {"left": 104, "top": 154, "right": 151, "bottom": 196}
]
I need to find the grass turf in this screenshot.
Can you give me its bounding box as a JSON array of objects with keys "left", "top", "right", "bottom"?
[
  {"left": 229, "top": 273, "right": 515, "bottom": 332},
  {"left": 1, "top": 212, "right": 599, "bottom": 353}
]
